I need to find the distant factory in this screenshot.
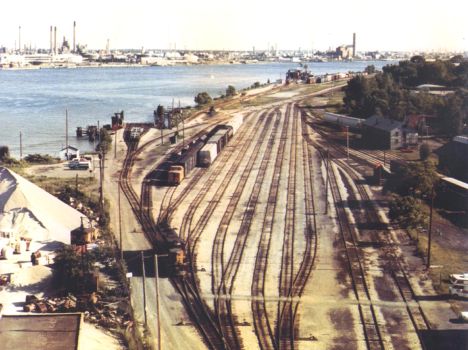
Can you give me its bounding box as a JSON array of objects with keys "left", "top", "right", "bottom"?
[{"left": 335, "top": 33, "right": 356, "bottom": 60}]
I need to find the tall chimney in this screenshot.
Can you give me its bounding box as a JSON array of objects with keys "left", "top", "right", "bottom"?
[
  {"left": 18, "top": 26, "right": 21, "bottom": 53},
  {"left": 352, "top": 32, "right": 356, "bottom": 58},
  {"left": 73, "top": 21, "right": 76, "bottom": 52},
  {"left": 54, "top": 26, "right": 57, "bottom": 54},
  {"left": 50, "top": 26, "right": 53, "bottom": 54}
]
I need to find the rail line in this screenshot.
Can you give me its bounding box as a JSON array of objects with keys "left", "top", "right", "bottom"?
[
  {"left": 276, "top": 103, "right": 297, "bottom": 349},
  {"left": 300, "top": 112, "right": 385, "bottom": 350},
  {"left": 301, "top": 108, "right": 432, "bottom": 349},
  {"left": 249, "top": 106, "right": 290, "bottom": 350},
  {"left": 216, "top": 106, "right": 287, "bottom": 350}
]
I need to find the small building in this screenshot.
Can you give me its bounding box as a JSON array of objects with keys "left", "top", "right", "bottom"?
[
  {"left": 362, "top": 115, "right": 418, "bottom": 150},
  {"left": 0, "top": 314, "right": 82, "bottom": 350},
  {"left": 436, "top": 136, "right": 468, "bottom": 182},
  {"left": 59, "top": 145, "right": 79, "bottom": 161}
]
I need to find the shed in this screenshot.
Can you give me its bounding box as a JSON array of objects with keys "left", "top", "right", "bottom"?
[
  {"left": 0, "top": 314, "right": 82, "bottom": 350},
  {"left": 362, "top": 115, "right": 404, "bottom": 150},
  {"left": 436, "top": 136, "right": 468, "bottom": 182},
  {"left": 59, "top": 145, "right": 79, "bottom": 161}
]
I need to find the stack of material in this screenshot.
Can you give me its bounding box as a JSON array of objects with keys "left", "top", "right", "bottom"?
[{"left": 0, "top": 167, "right": 85, "bottom": 245}]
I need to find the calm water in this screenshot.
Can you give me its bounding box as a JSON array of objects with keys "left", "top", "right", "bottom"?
[{"left": 0, "top": 61, "right": 394, "bottom": 157}]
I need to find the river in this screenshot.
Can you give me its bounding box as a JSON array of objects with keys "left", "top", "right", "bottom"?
[{"left": 0, "top": 61, "right": 395, "bottom": 157}]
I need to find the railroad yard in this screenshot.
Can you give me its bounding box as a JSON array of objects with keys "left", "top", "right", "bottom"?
[{"left": 104, "top": 84, "right": 467, "bottom": 350}]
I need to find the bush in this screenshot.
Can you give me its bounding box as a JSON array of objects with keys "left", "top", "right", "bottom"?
[
  {"left": 252, "top": 82, "right": 261, "bottom": 89},
  {"left": 0, "top": 146, "right": 10, "bottom": 162},
  {"left": 25, "top": 153, "right": 60, "bottom": 164},
  {"left": 419, "top": 143, "right": 431, "bottom": 161},
  {"left": 194, "top": 92, "right": 212, "bottom": 106},
  {"left": 226, "top": 85, "right": 236, "bottom": 97}
]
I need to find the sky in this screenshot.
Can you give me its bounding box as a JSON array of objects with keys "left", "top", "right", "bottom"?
[{"left": 0, "top": 0, "right": 466, "bottom": 52}]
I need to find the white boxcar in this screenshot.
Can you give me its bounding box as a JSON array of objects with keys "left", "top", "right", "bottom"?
[
  {"left": 198, "top": 143, "right": 218, "bottom": 167},
  {"left": 323, "top": 112, "right": 363, "bottom": 128}
]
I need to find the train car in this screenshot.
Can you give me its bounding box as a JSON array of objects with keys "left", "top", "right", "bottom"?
[
  {"left": 167, "top": 165, "right": 185, "bottom": 185},
  {"left": 207, "top": 131, "right": 227, "bottom": 153},
  {"left": 175, "top": 139, "right": 205, "bottom": 175},
  {"left": 198, "top": 143, "right": 218, "bottom": 167},
  {"left": 323, "top": 112, "right": 363, "bottom": 129},
  {"left": 157, "top": 221, "right": 185, "bottom": 277}
]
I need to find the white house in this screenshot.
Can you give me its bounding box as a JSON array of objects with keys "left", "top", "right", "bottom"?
[{"left": 59, "top": 146, "right": 79, "bottom": 160}]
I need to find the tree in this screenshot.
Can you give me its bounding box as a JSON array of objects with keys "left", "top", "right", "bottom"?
[
  {"left": 365, "top": 65, "right": 376, "bottom": 74},
  {"left": 389, "top": 195, "right": 428, "bottom": 229},
  {"left": 225, "top": 85, "right": 236, "bottom": 97},
  {"left": 384, "top": 160, "right": 438, "bottom": 198},
  {"left": 53, "top": 245, "right": 95, "bottom": 292},
  {"left": 0, "top": 146, "right": 10, "bottom": 162},
  {"left": 96, "top": 128, "right": 112, "bottom": 153},
  {"left": 194, "top": 92, "right": 212, "bottom": 106},
  {"left": 419, "top": 143, "right": 431, "bottom": 161}
]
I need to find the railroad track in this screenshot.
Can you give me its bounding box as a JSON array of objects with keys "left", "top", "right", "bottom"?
[
  {"left": 248, "top": 106, "right": 289, "bottom": 350},
  {"left": 300, "top": 112, "right": 385, "bottom": 350},
  {"left": 215, "top": 106, "right": 285, "bottom": 350},
  {"left": 276, "top": 103, "right": 297, "bottom": 349},
  {"left": 174, "top": 110, "right": 270, "bottom": 350},
  {"left": 301, "top": 109, "right": 433, "bottom": 349}
]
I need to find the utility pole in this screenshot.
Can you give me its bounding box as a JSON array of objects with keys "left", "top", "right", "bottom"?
[
  {"left": 427, "top": 186, "right": 435, "bottom": 269},
  {"left": 19, "top": 131, "right": 23, "bottom": 160},
  {"left": 154, "top": 255, "right": 162, "bottom": 350},
  {"left": 346, "top": 126, "right": 349, "bottom": 161},
  {"left": 65, "top": 109, "right": 69, "bottom": 160},
  {"left": 141, "top": 251, "right": 148, "bottom": 326},
  {"left": 325, "top": 149, "right": 330, "bottom": 215},
  {"left": 114, "top": 130, "right": 117, "bottom": 159},
  {"left": 118, "top": 183, "right": 123, "bottom": 260}
]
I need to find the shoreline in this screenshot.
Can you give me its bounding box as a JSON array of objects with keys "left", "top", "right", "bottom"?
[{"left": 0, "top": 59, "right": 394, "bottom": 71}]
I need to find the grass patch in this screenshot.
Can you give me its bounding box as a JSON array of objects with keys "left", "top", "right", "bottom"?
[{"left": 407, "top": 227, "right": 468, "bottom": 294}]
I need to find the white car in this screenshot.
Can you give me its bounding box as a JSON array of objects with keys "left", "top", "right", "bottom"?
[{"left": 459, "top": 311, "right": 468, "bottom": 322}]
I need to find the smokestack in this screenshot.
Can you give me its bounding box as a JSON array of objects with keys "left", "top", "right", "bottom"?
[
  {"left": 50, "top": 26, "right": 53, "bottom": 54},
  {"left": 54, "top": 26, "right": 57, "bottom": 54},
  {"left": 73, "top": 21, "right": 76, "bottom": 52},
  {"left": 18, "top": 26, "right": 21, "bottom": 53},
  {"left": 352, "top": 32, "right": 356, "bottom": 58}
]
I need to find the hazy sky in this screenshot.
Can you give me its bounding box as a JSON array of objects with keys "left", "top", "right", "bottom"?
[{"left": 0, "top": 0, "right": 466, "bottom": 52}]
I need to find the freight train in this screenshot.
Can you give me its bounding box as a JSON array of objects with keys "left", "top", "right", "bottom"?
[{"left": 156, "top": 115, "right": 243, "bottom": 186}]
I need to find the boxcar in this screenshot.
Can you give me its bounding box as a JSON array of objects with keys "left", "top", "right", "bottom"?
[
  {"left": 198, "top": 143, "right": 218, "bottom": 167},
  {"left": 175, "top": 139, "right": 205, "bottom": 175}
]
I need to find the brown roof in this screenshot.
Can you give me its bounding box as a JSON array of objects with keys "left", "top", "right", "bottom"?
[{"left": 0, "top": 314, "right": 81, "bottom": 350}]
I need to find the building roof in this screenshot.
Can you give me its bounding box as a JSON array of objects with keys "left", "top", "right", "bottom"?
[
  {"left": 0, "top": 167, "right": 84, "bottom": 244},
  {"left": 60, "top": 145, "right": 79, "bottom": 151},
  {"left": 0, "top": 314, "right": 81, "bottom": 350},
  {"left": 363, "top": 115, "right": 403, "bottom": 132}
]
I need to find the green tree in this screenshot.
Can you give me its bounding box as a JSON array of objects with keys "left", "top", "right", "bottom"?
[
  {"left": 385, "top": 160, "right": 438, "bottom": 198},
  {"left": 0, "top": 146, "right": 10, "bottom": 162},
  {"left": 53, "top": 245, "right": 95, "bottom": 292},
  {"left": 365, "top": 65, "right": 376, "bottom": 74},
  {"left": 96, "top": 128, "right": 112, "bottom": 153},
  {"left": 389, "top": 195, "right": 428, "bottom": 228},
  {"left": 225, "top": 85, "right": 236, "bottom": 97},
  {"left": 194, "top": 92, "right": 212, "bottom": 106}
]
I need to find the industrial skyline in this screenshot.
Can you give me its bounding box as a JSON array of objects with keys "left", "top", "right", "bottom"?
[{"left": 0, "top": 0, "right": 467, "bottom": 52}]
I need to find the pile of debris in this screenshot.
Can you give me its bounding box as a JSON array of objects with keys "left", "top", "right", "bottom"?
[{"left": 23, "top": 292, "right": 132, "bottom": 331}]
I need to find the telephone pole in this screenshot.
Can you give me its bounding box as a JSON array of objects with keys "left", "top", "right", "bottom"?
[
  {"left": 427, "top": 186, "right": 435, "bottom": 268},
  {"left": 141, "top": 251, "right": 148, "bottom": 326},
  {"left": 154, "top": 255, "right": 162, "bottom": 350},
  {"left": 19, "top": 131, "right": 23, "bottom": 160}
]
